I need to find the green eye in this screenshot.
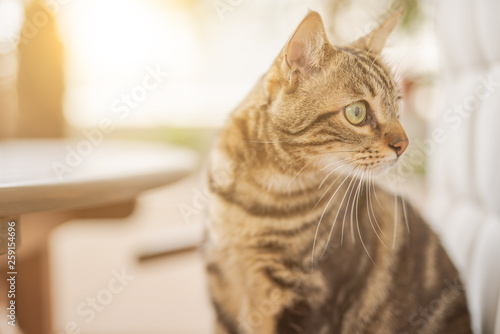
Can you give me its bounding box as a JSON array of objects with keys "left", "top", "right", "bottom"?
[{"left": 345, "top": 102, "right": 367, "bottom": 125}]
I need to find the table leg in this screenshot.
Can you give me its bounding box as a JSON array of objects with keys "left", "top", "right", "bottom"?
[
  {"left": 12, "top": 201, "right": 135, "bottom": 334},
  {"left": 2, "top": 211, "right": 76, "bottom": 334},
  {"left": 16, "top": 213, "right": 64, "bottom": 334},
  {"left": 17, "top": 244, "right": 52, "bottom": 334}
]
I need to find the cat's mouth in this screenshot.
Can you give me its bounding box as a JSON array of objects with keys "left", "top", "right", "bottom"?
[{"left": 349, "top": 151, "right": 401, "bottom": 174}]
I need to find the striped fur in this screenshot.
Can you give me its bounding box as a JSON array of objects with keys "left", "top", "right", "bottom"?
[{"left": 203, "top": 11, "right": 471, "bottom": 334}]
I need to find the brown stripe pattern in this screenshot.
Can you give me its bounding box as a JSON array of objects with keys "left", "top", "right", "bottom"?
[{"left": 202, "top": 11, "right": 471, "bottom": 334}]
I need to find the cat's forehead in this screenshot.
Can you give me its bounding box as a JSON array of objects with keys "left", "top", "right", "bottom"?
[{"left": 329, "top": 47, "right": 400, "bottom": 117}]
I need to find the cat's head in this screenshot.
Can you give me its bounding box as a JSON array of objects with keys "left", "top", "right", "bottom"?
[{"left": 265, "top": 11, "right": 407, "bottom": 175}]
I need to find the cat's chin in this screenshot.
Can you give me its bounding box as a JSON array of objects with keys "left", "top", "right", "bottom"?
[
  {"left": 366, "top": 157, "right": 401, "bottom": 177},
  {"left": 369, "top": 165, "right": 393, "bottom": 176}
]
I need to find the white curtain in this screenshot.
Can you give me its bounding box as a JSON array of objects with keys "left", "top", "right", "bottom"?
[{"left": 427, "top": 1, "right": 500, "bottom": 333}]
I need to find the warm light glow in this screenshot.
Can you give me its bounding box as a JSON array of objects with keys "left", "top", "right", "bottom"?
[
  {"left": 55, "top": 0, "right": 437, "bottom": 128},
  {"left": 78, "top": 0, "right": 155, "bottom": 67},
  {"left": 0, "top": 0, "right": 24, "bottom": 53},
  {"left": 58, "top": 0, "right": 199, "bottom": 127},
  {"left": 60, "top": 0, "right": 197, "bottom": 72}
]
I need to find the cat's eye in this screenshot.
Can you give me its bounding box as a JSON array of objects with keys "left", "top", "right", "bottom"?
[{"left": 345, "top": 102, "right": 367, "bottom": 125}]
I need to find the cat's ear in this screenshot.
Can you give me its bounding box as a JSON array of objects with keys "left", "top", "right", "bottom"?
[
  {"left": 285, "top": 11, "right": 334, "bottom": 75},
  {"left": 349, "top": 11, "right": 402, "bottom": 55}
]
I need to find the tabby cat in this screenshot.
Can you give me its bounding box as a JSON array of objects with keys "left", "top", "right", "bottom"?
[{"left": 203, "top": 10, "right": 471, "bottom": 334}]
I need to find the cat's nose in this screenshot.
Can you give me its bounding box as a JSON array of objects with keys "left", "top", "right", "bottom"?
[
  {"left": 387, "top": 135, "right": 409, "bottom": 157},
  {"left": 385, "top": 129, "right": 408, "bottom": 157},
  {"left": 390, "top": 138, "right": 408, "bottom": 157}
]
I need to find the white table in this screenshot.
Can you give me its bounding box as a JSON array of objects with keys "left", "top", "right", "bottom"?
[{"left": 0, "top": 139, "right": 198, "bottom": 334}]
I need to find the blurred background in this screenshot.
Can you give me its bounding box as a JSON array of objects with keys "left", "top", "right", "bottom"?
[
  {"left": 1, "top": 0, "right": 494, "bottom": 333},
  {"left": 0, "top": 0, "right": 437, "bottom": 145}
]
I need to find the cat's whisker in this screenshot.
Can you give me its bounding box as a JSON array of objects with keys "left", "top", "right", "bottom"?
[
  {"left": 287, "top": 150, "right": 364, "bottom": 190},
  {"left": 287, "top": 160, "right": 313, "bottom": 188},
  {"left": 351, "top": 168, "right": 366, "bottom": 244},
  {"left": 320, "top": 168, "right": 360, "bottom": 257},
  {"left": 279, "top": 148, "right": 360, "bottom": 162},
  {"left": 321, "top": 150, "right": 360, "bottom": 154},
  {"left": 396, "top": 170, "right": 410, "bottom": 234},
  {"left": 319, "top": 157, "right": 351, "bottom": 172},
  {"left": 311, "top": 167, "right": 356, "bottom": 268},
  {"left": 318, "top": 161, "right": 354, "bottom": 190},
  {"left": 318, "top": 156, "right": 367, "bottom": 189},
  {"left": 392, "top": 182, "right": 399, "bottom": 249},
  {"left": 372, "top": 176, "right": 384, "bottom": 210},
  {"left": 249, "top": 140, "right": 283, "bottom": 143},
  {"left": 356, "top": 173, "right": 374, "bottom": 263},
  {"left": 341, "top": 169, "right": 361, "bottom": 246},
  {"left": 350, "top": 170, "right": 365, "bottom": 244},
  {"left": 366, "top": 171, "right": 388, "bottom": 248},
  {"left": 402, "top": 192, "right": 410, "bottom": 234},
  {"left": 369, "top": 172, "right": 385, "bottom": 236},
  {"left": 281, "top": 147, "right": 363, "bottom": 155},
  {"left": 314, "top": 164, "right": 350, "bottom": 210}
]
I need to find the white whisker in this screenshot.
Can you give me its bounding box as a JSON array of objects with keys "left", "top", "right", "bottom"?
[
  {"left": 311, "top": 167, "right": 356, "bottom": 269},
  {"left": 368, "top": 172, "right": 385, "bottom": 236},
  {"left": 248, "top": 140, "right": 283, "bottom": 143},
  {"left": 397, "top": 170, "right": 410, "bottom": 234},
  {"left": 313, "top": 164, "right": 351, "bottom": 210},
  {"left": 287, "top": 160, "right": 313, "bottom": 188},
  {"left": 356, "top": 173, "right": 374, "bottom": 263},
  {"left": 372, "top": 176, "right": 384, "bottom": 210},
  {"left": 319, "top": 157, "right": 350, "bottom": 171},
  {"left": 341, "top": 170, "right": 360, "bottom": 246},
  {"left": 320, "top": 168, "right": 360, "bottom": 257},
  {"left": 318, "top": 162, "right": 350, "bottom": 189},
  {"left": 392, "top": 185, "right": 398, "bottom": 249},
  {"left": 350, "top": 171, "right": 365, "bottom": 244},
  {"left": 366, "top": 171, "right": 387, "bottom": 248}
]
